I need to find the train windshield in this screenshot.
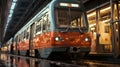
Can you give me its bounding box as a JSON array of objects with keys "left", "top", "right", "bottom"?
[{"left": 55, "top": 8, "right": 88, "bottom": 31}]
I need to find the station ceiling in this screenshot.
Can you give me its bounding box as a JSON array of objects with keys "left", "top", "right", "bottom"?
[
  {"left": 0, "top": 0, "right": 110, "bottom": 43},
  {"left": 0, "top": 0, "right": 52, "bottom": 43}
]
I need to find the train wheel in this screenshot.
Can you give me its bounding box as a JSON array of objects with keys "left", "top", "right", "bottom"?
[{"left": 26, "top": 50, "right": 30, "bottom": 57}]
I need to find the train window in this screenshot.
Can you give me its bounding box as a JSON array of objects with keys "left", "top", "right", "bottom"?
[
  {"left": 21, "top": 33, "right": 23, "bottom": 41},
  {"left": 55, "top": 8, "right": 86, "bottom": 28},
  {"left": 26, "top": 28, "right": 30, "bottom": 39},
  {"left": 71, "top": 20, "right": 77, "bottom": 28},
  {"left": 23, "top": 30, "right": 26, "bottom": 39},
  {"left": 55, "top": 9, "right": 69, "bottom": 28},
  {"left": 17, "top": 35, "right": 19, "bottom": 42},
  {"left": 71, "top": 11, "right": 85, "bottom": 28},
  {"left": 14, "top": 37, "right": 17, "bottom": 43},
  {"left": 104, "top": 25, "right": 110, "bottom": 33},
  {"left": 36, "top": 18, "right": 42, "bottom": 35},
  {"left": 18, "top": 34, "right": 20, "bottom": 42},
  {"left": 16, "top": 36, "right": 18, "bottom": 42},
  {"left": 23, "top": 30, "right": 27, "bottom": 40},
  {"left": 46, "top": 15, "right": 50, "bottom": 30},
  {"left": 22, "top": 32, "right": 24, "bottom": 41},
  {"left": 43, "top": 16, "right": 46, "bottom": 31},
  {"left": 43, "top": 12, "right": 50, "bottom": 31},
  {"left": 20, "top": 33, "right": 23, "bottom": 41},
  {"left": 18, "top": 34, "right": 21, "bottom": 42},
  {"left": 14, "top": 36, "right": 16, "bottom": 42},
  {"left": 35, "top": 12, "right": 49, "bottom": 35}
]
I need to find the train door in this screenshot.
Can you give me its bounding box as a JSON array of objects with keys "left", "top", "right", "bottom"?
[
  {"left": 88, "top": 5, "right": 112, "bottom": 53},
  {"left": 98, "top": 6, "right": 112, "bottom": 53},
  {"left": 29, "top": 23, "right": 35, "bottom": 57}
]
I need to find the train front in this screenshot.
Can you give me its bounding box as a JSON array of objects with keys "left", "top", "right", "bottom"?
[{"left": 50, "top": 0, "right": 91, "bottom": 58}]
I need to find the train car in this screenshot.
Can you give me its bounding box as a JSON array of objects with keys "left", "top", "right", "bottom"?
[
  {"left": 1, "top": 45, "right": 8, "bottom": 53},
  {"left": 6, "top": 38, "right": 12, "bottom": 54},
  {"left": 1, "top": 38, "right": 13, "bottom": 53},
  {"left": 13, "top": 0, "right": 91, "bottom": 59}
]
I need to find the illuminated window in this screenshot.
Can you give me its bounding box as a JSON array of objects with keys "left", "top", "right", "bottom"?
[
  {"left": 100, "top": 6, "right": 111, "bottom": 23},
  {"left": 87, "top": 11, "right": 96, "bottom": 28},
  {"left": 55, "top": 8, "right": 86, "bottom": 28},
  {"left": 36, "top": 19, "right": 42, "bottom": 35},
  {"left": 36, "top": 12, "right": 49, "bottom": 35}
]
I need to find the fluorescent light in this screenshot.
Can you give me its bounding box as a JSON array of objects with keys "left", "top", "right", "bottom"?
[
  {"left": 10, "top": 10, "right": 13, "bottom": 14},
  {"left": 100, "top": 7, "right": 111, "bottom": 12},
  {"left": 7, "top": 17, "right": 11, "bottom": 22},
  {"left": 13, "top": 0, "right": 17, "bottom": 2},
  {"left": 87, "top": 12, "right": 96, "bottom": 17},
  {"left": 4, "top": 0, "right": 18, "bottom": 37},
  {"left": 60, "top": 3, "right": 79, "bottom": 7},
  {"left": 10, "top": 2, "right": 16, "bottom": 10}
]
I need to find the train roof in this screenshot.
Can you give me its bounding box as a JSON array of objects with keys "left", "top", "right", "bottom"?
[{"left": 14, "top": 2, "right": 51, "bottom": 37}]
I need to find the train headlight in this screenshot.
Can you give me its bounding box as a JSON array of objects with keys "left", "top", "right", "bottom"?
[
  {"left": 55, "top": 37, "right": 60, "bottom": 41},
  {"left": 84, "top": 37, "right": 90, "bottom": 42},
  {"left": 55, "top": 37, "right": 64, "bottom": 41}
]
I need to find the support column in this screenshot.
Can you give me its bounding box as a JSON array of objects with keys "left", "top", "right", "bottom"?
[
  {"left": 110, "top": 0, "right": 116, "bottom": 56},
  {"left": 115, "top": 0, "right": 120, "bottom": 57}
]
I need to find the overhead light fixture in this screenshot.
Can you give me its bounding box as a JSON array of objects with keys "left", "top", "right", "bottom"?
[
  {"left": 10, "top": 2, "right": 16, "bottom": 10},
  {"left": 8, "top": 13, "right": 12, "bottom": 17},
  {"left": 100, "top": 7, "right": 111, "bottom": 13},
  {"left": 71, "top": 4, "right": 79, "bottom": 7},
  {"left": 87, "top": 12, "right": 96, "bottom": 17},
  {"left": 13, "top": 0, "right": 18, "bottom": 2},
  {"left": 9, "top": 10, "right": 13, "bottom": 14},
  {"left": 3, "top": 0, "right": 18, "bottom": 38},
  {"left": 60, "top": 3, "right": 68, "bottom": 7}
]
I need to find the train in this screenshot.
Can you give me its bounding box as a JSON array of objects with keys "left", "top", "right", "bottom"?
[{"left": 1, "top": 0, "right": 91, "bottom": 59}]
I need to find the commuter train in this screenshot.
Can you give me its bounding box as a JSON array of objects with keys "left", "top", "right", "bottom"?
[
  {"left": 2, "top": 0, "right": 91, "bottom": 59},
  {"left": 1, "top": 38, "right": 13, "bottom": 54}
]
